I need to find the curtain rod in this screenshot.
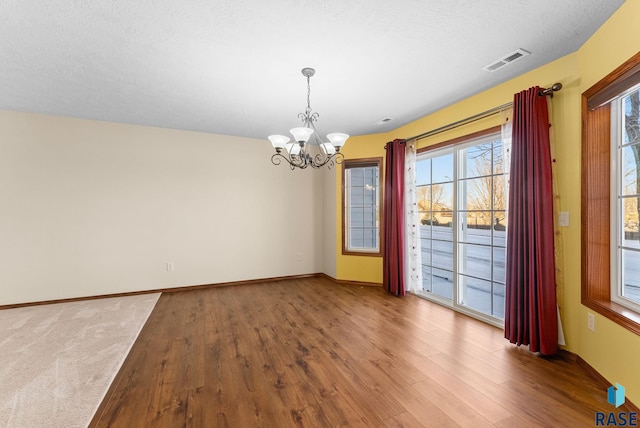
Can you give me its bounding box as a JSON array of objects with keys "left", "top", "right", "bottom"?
[{"left": 406, "top": 83, "right": 562, "bottom": 142}]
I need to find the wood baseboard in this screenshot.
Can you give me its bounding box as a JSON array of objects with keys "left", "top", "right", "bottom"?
[
  {"left": 318, "top": 272, "right": 383, "bottom": 288},
  {"left": 559, "top": 350, "right": 639, "bottom": 413},
  {"left": 0, "top": 273, "right": 323, "bottom": 310},
  {"left": 0, "top": 273, "right": 385, "bottom": 311}
]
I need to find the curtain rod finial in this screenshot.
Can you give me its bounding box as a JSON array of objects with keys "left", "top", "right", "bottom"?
[{"left": 539, "top": 83, "right": 563, "bottom": 97}]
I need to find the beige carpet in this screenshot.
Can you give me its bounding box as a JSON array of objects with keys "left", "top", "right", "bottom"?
[{"left": 0, "top": 293, "right": 160, "bottom": 428}]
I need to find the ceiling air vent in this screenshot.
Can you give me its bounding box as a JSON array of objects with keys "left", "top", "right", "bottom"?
[
  {"left": 376, "top": 117, "right": 394, "bottom": 125},
  {"left": 483, "top": 48, "right": 531, "bottom": 72}
]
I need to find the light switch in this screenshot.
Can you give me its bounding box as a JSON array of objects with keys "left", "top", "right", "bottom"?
[{"left": 559, "top": 212, "right": 570, "bottom": 227}]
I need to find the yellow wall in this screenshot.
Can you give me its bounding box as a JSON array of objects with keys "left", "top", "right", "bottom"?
[
  {"left": 335, "top": 132, "right": 387, "bottom": 282},
  {"left": 575, "top": 0, "right": 640, "bottom": 407},
  {"left": 335, "top": 0, "right": 640, "bottom": 405}
]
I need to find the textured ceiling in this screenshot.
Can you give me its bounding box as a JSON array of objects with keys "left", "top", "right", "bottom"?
[{"left": 0, "top": 0, "right": 625, "bottom": 140}]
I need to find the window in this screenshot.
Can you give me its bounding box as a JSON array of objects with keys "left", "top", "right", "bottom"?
[
  {"left": 583, "top": 51, "right": 640, "bottom": 335},
  {"left": 342, "top": 158, "right": 382, "bottom": 256},
  {"left": 611, "top": 83, "right": 640, "bottom": 312},
  {"left": 416, "top": 128, "right": 508, "bottom": 324}
]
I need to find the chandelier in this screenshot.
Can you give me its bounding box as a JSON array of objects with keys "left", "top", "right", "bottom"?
[{"left": 268, "top": 68, "right": 349, "bottom": 169}]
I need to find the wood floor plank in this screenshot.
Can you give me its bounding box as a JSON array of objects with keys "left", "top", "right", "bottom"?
[
  {"left": 494, "top": 415, "right": 546, "bottom": 428},
  {"left": 412, "top": 376, "right": 495, "bottom": 428},
  {"left": 429, "top": 348, "right": 512, "bottom": 385},
  {"left": 90, "top": 277, "right": 630, "bottom": 427},
  {"left": 423, "top": 353, "right": 513, "bottom": 423},
  {"left": 384, "top": 411, "right": 430, "bottom": 428}
]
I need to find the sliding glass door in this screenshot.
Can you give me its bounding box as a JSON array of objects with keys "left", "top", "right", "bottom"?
[{"left": 416, "top": 131, "right": 509, "bottom": 325}]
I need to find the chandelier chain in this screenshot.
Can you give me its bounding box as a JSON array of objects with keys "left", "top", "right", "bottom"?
[
  {"left": 307, "top": 75, "right": 311, "bottom": 111},
  {"left": 301, "top": 74, "right": 318, "bottom": 123}
]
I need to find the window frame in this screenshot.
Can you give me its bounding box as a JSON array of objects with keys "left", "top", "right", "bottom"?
[
  {"left": 582, "top": 51, "right": 640, "bottom": 335},
  {"left": 342, "top": 157, "right": 383, "bottom": 257},
  {"left": 416, "top": 126, "right": 507, "bottom": 326},
  {"left": 610, "top": 84, "right": 640, "bottom": 314}
]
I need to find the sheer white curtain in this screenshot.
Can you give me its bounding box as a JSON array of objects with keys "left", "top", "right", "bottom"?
[
  {"left": 501, "top": 108, "right": 512, "bottom": 164},
  {"left": 404, "top": 139, "right": 421, "bottom": 293},
  {"left": 403, "top": 111, "right": 517, "bottom": 297}
]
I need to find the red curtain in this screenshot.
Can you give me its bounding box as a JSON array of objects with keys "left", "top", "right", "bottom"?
[
  {"left": 504, "top": 87, "right": 558, "bottom": 355},
  {"left": 383, "top": 139, "right": 406, "bottom": 296}
]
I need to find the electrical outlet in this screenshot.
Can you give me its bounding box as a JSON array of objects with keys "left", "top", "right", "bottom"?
[
  {"left": 587, "top": 313, "right": 595, "bottom": 332},
  {"left": 296, "top": 254, "right": 303, "bottom": 262},
  {"left": 166, "top": 262, "right": 174, "bottom": 272}
]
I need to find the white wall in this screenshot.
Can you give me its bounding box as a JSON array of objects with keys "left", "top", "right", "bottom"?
[{"left": 0, "top": 110, "right": 324, "bottom": 305}]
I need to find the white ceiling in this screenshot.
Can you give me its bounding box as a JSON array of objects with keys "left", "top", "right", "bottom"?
[{"left": 0, "top": 0, "right": 625, "bottom": 140}]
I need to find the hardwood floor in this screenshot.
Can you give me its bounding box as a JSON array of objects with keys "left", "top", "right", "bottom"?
[{"left": 90, "top": 277, "right": 631, "bottom": 427}]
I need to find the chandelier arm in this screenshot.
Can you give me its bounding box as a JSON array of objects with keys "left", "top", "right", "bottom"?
[
  {"left": 271, "top": 152, "right": 290, "bottom": 167},
  {"left": 326, "top": 153, "right": 345, "bottom": 170},
  {"left": 272, "top": 152, "right": 305, "bottom": 170},
  {"left": 310, "top": 152, "right": 344, "bottom": 169},
  {"left": 311, "top": 152, "right": 330, "bottom": 168}
]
